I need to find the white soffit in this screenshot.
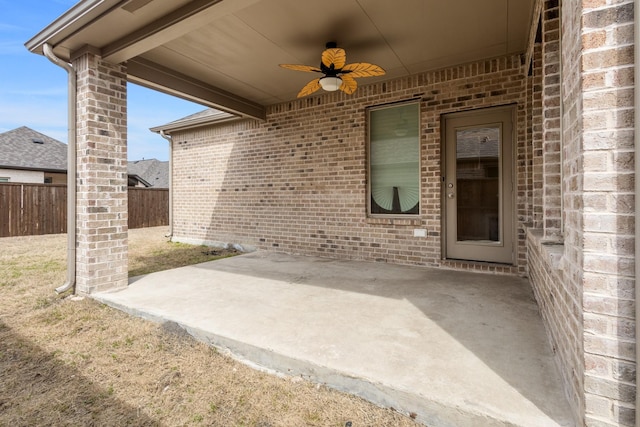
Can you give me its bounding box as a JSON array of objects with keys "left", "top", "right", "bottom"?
[{"left": 27, "top": 0, "right": 536, "bottom": 116}]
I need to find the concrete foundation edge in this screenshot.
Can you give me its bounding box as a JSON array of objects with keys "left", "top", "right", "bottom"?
[{"left": 170, "top": 235, "right": 257, "bottom": 253}]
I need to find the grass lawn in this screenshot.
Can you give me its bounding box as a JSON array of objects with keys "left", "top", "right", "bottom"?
[{"left": 0, "top": 227, "right": 417, "bottom": 426}]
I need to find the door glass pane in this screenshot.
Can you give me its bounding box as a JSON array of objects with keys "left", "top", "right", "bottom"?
[{"left": 456, "top": 126, "right": 500, "bottom": 242}]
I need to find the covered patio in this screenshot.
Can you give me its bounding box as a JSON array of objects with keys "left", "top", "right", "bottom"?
[
  {"left": 94, "top": 252, "right": 574, "bottom": 427},
  {"left": 26, "top": 0, "right": 638, "bottom": 425}
]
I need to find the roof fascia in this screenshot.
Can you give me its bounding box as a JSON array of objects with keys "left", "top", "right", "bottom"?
[
  {"left": 150, "top": 112, "right": 241, "bottom": 134},
  {"left": 25, "top": 0, "right": 125, "bottom": 57}
]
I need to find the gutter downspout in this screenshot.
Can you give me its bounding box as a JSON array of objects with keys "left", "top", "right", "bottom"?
[
  {"left": 634, "top": 1, "right": 640, "bottom": 425},
  {"left": 43, "top": 44, "right": 77, "bottom": 294},
  {"left": 159, "top": 130, "right": 173, "bottom": 238}
]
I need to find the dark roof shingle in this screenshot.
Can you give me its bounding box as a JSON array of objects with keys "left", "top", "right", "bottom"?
[
  {"left": 127, "top": 158, "right": 169, "bottom": 188},
  {"left": 0, "top": 126, "right": 67, "bottom": 171}
]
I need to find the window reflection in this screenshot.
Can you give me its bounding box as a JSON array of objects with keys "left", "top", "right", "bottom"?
[{"left": 456, "top": 127, "right": 500, "bottom": 242}]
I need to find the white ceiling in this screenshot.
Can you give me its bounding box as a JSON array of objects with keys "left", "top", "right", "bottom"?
[{"left": 27, "top": 0, "right": 537, "bottom": 119}]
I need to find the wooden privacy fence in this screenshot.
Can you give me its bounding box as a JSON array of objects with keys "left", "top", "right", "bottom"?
[
  {"left": 0, "top": 183, "right": 169, "bottom": 237},
  {"left": 128, "top": 187, "right": 169, "bottom": 229},
  {"left": 0, "top": 184, "right": 67, "bottom": 237}
]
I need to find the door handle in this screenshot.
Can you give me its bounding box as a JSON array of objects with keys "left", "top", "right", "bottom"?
[{"left": 447, "top": 183, "right": 454, "bottom": 199}]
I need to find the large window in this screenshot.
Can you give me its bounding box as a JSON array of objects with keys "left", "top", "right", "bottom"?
[{"left": 368, "top": 102, "right": 420, "bottom": 215}]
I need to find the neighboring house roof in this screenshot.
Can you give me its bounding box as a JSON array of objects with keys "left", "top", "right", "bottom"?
[
  {"left": 127, "top": 174, "right": 152, "bottom": 188},
  {"left": 0, "top": 127, "right": 169, "bottom": 188},
  {"left": 127, "top": 159, "right": 169, "bottom": 188},
  {"left": 0, "top": 126, "right": 67, "bottom": 172},
  {"left": 150, "top": 108, "right": 238, "bottom": 135}
]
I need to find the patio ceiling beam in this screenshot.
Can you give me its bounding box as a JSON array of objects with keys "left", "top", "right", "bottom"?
[
  {"left": 102, "top": 0, "right": 260, "bottom": 64},
  {"left": 127, "top": 57, "right": 266, "bottom": 120}
]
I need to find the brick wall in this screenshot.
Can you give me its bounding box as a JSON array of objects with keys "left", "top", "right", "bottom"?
[
  {"left": 527, "top": 1, "right": 637, "bottom": 426},
  {"left": 542, "top": 0, "right": 563, "bottom": 239},
  {"left": 532, "top": 42, "right": 545, "bottom": 229},
  {"left": 580, "top": 1, "right": 636, "bottom": 425},
  {"left": 171, "top": 55, "right": 528, "bottom": 274},
  {"left": 527, "top": 228, "right": 583, "bottom": 422},
  {"left": 73, "top": 51, "right": 128, "bottom": 295},
  {"left": 527, "top": 0, "right": 586, "bottom": 424}
]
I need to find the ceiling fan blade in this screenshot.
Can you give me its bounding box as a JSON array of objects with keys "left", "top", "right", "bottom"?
[
  {"left": 322, "top": 48, "right": 346, "bottom": 70},
  {"left": 297, "top": 78, "right": 322, "bottom": 98},
  {"left": 341, "top": 62, "right": 386, "bottom": 77},
  {"left": 280, "top": 64, "right": 322, "bottom": 73},
  {"left": 339, "top": 74, "right": 358, "bottom": 95}
]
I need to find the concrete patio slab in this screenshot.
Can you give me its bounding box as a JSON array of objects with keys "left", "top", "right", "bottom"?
[{"left": 93, "top": 251, "right": 575, "bottom": 427}]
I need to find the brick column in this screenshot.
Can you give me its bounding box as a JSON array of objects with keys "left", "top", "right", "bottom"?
[
  {"left": 73, "top": 50, "right": 128, "bottom": 294},
  {"left": 530, "top": 41, "right": 543, "bottom": 229},
  {"left": 541, "top": 0, "right": 562, "bottom": 239},
  {"left": 579, "top": 2, "right": 636, "bottom": 426}
]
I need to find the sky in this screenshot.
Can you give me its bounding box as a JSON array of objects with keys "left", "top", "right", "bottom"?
[{"left": 0, "top": 0, "right": 206, "bottom": 162}]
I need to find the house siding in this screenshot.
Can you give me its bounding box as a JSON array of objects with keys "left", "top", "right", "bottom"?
[
  {"left": 0, "top": 170, "right": 66, "bottom": 184},
  {"left": 0, "top": 169, "right": 44, "bottom": 183},
  {"left": 44, "top": 172, "right": 66, "bottom": 184},
  {"left": 171, "top": 55, "right": 528, "bottom": 274}
]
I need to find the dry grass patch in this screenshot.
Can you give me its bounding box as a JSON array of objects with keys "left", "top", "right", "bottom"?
[
  {"left": 0, "top": 227, "right": 418, "bottom": 427},
  {"left": 128, "top": 230, "right": 238, "bottom": 277}
]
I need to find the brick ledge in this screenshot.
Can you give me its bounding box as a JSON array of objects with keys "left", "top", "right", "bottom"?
[
  {"left": 365, "top": 217, "right": 423, "bottom": 226},
  {"left": 526, "top": 228, "right": 565, "bottom": 270}
]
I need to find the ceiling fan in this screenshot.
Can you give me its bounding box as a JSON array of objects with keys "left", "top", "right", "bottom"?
[{"left": 280, "top": 42, "right": 386, "bottom": 98}]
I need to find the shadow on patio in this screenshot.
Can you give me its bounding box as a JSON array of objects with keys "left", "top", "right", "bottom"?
[{"left": 95, "top": 251, "right": 575, "bottom": 427}]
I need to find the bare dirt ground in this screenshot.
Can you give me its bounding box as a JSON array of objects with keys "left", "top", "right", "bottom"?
[{"left": 0, "top": 227, "right": 418, "bottom": 427}]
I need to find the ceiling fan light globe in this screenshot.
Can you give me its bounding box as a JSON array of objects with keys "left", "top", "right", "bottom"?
[{"left": 319, "top": 76, "right": 342, "bottom": 91}]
